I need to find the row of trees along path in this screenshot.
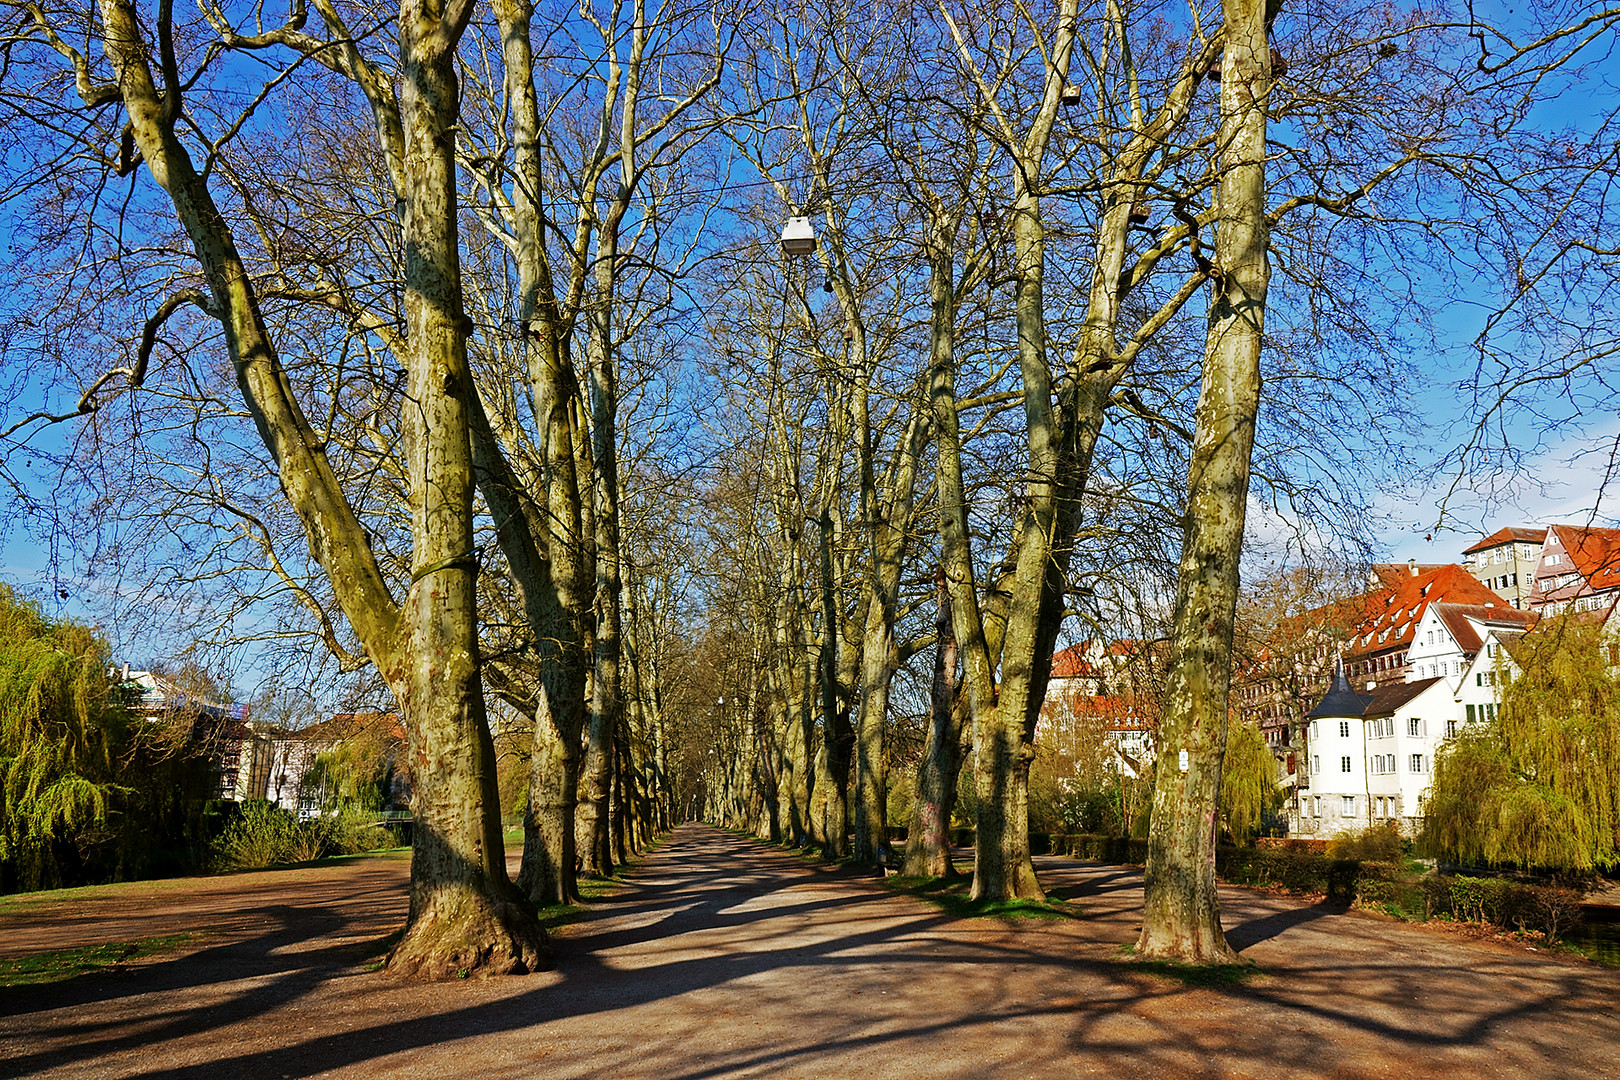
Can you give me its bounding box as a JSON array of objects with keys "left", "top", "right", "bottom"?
[{"left": 3, "top": 0, "right": 1619, "bottom": 977}]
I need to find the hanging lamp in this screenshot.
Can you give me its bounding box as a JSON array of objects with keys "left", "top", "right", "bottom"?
[{"left": 780, "top": 215, "right": 817, "bottom": 256}]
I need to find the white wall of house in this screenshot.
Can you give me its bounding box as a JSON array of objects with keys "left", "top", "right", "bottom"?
[
  {"left": 1405, "top": 607, "right": 1466, "bottom": 686},
  {"left": 1299, "top": 679, "right": 1453, "bottom": 837},
  {"left": 1301, "top": 712, "right": 1368, "bottom": 835},
  {"left": 1453, "top": 632, "right": 1516, "bottom": 737},
  {"left": 1362, "top": 696, "right": 1442, "bottom": 829}
]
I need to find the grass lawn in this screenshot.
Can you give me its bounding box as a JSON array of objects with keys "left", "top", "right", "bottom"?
[{"left": 0, "top": 934, "right": 195, "bottom": 987}]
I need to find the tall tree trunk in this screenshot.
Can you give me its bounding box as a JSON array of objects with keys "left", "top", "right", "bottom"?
[
  {"left": 906, "top": 567, "right": 965, "bottom": 877},
  {"left": 818, "top": 509, "right": 853, "bottom": 857},
  {"left": 851, "top": 406, "right": 927, "bottom": 866},
  {"left": 610, "top": 721, "right": 630, "bottom": 866},
  {"left": 382, "top": 0, "right": 546, "bottom": 977},
  {"left": 851, "top": 589, "right": 895, "bottom": 865},
  {"left": 578, "top": 243, "right": 625, "bottom": 877},
  {"left": 521, "top": 697, "right": 580, "bottom": 906},
  {"left": 484, "top": 0, "right": 591, "bottom": 910},
  {"left": 98, "top": 0, "right": 545, "bottom": 977},
  {"left": 1138, "top": 0, "right": 1271, "bottom": 964}
]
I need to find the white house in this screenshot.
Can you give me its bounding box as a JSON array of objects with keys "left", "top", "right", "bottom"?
[
  {"left": 1299, "top": 669, "right": 1451, "bottom": 837},
  {"left": 1403, "top": 601, "right": 1535, "bottom": 688},
  {"left": 1451, "top": 628, "right": 1523, "bottom": 738}
]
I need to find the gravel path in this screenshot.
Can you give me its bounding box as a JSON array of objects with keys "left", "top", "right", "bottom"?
[{"left": 2, "top": 824, "right": 1616, "bottom": 1079}]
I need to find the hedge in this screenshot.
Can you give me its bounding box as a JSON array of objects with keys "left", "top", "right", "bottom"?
[{"left": 1049, "top": 832, "right": 1588, "bottom": 939}]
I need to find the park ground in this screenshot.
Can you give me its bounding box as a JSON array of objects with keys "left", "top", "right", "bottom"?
[{"left": 1, "top": 824, "right": 1617, "bottom": 1079}]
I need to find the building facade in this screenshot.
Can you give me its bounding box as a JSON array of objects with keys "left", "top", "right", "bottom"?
[
  {"left": 1528, "top": 524, "right": 1620, "bottom": 615},
  {"left": 1461, "top": 527, "right": 1545, "bottom": 609}
]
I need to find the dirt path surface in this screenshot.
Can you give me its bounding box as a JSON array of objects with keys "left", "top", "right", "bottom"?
[{"left": 3, "top": 824, "right": 1617, "bottom": 1079}]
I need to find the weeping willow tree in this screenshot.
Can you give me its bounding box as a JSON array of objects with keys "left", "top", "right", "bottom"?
[
  {"left": 1219, "top": 717, "right": 1278, "bottom": 846},
  {"left": 1422, "top": 618, "right": 1619, "bottom": 872},
  {"left": 302, "top": 721, "right": 399, "bottom": 814},
  {"left": 0, "top": 585, "right": 128, "bottom": 891}
]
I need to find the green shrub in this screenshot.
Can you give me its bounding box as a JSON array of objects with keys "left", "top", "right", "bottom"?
[
  {"left": 213, "top": 800, "right": 301, "bottom": 869},
  {"left": 212, "top": 801, "right": 390, "bottom": 869},
  {"left": 1328, "top": 822, "right": 1407, "bottom": 862},
  {"left": 1042, "top": 830, "right": 1595, "bottom": 942},
  {"left": 330, "top": 811, "right": 392, "bottom": 854}
]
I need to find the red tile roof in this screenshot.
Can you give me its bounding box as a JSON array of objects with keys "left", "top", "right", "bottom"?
[
  {"left": 1428, "top": 602, "right": 1538, "bottom": 653},
  {"left": 1042, "top": 691, "right": 1153, "bottom": 731},
  {"left": 298, "top": 711, "right": 405, "bottom": 744},
  {"left": 1050, "top": 643, "right": 1100, "bottom": 679},
  {"left": 1463, "top": 527, "right": 1546, "bottom": 556},
  {"left": 1345, "top": 564, "right": 1511, "bottom": 660},
  {"left": 1550, "top": 525, "right": 1620, "bottom": 592}
]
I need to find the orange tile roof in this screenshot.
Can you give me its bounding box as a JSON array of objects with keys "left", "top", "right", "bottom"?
[
  {"left": 1550, "top": 525, "right": 1620, "bottom": 592},
  {"left": 1050, "top": 643, "right": 1100, "bottom": 679},
  {"left": 1344, "top": 564, "right": 1510, "bottom": 660},
  {"left": 1042, "top": 691, "right": 1153, "bottom": 730},
  {"left": 1462, "top": 527, "right": 1546, "bottom": 556},
  {"left": 299, "top": 711, "right": 405, "bottom": 743}
]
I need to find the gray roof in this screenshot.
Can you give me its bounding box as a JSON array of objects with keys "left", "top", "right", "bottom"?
[{"left": 1306, "top": 665, "right": 1371, "bottom": 720}]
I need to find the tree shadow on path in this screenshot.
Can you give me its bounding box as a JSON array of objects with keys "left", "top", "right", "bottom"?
[{"left": 4, "top": 825, "right": 1617, "bottom": 1080}]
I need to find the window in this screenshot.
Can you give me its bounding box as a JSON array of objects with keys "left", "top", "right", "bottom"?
[
  {"left": 1447, "top": 719, "right": 1457, "bottom": 738},
  {"left": 1339, "top": 720, "right": 1350, "bottom": 738},
  {"left": 1342, "top": 795, "right": 1356, "bottom": 815},
  {"left": 1410, "top": 754, "right": 1425, "bottom": 773},
  {"left": 1341, "top": 755, "right": 1353, "bottom": 772},
  {"left": 1408, "top": 717, "right": 1421, "bottom": 736},
  {"left": 1486, "top": 703, "right": 1496, "bottom": 721},
  {"left": 1477, "top": 673, "right": 1484, "bottom": 687},
  {"left": 1312, "top": 755, "right": 1320, "bottom": 775},
  {"left": 1314, "top": 795, "right": 1321, "bottom": 817},
  {"left": 1310, "top": 721, "right": 1318, "bottom": 739},
  {"left": 1466, "top": 703, "right": 1476, "bottom": 722}
]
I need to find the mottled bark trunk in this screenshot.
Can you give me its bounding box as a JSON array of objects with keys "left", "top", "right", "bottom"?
[
  {"left": 818, "top": 513, "right": 853, "bottom": 858},
  {"left": 486, "top": 0, "right": 590, "bottom": 909},
  {"left": 520, "top": 697, "right": 578, "bottom": 906},
  {"left": 578, "top": 240, "right": 625, "bottom": 878},
  {"left": 851, "top": 407, "right": 926, "bottom": 866},
  {"left": 906, "top": 568, "right": 964, "bottom": 877},
  {"left": 386, "top": 3, "right": 547, "bottom": 976},
  {"left": 851, "top": 593, "right": 894, "bottom": 865},
  {"left": 98, "top": 0, "right": 545, "bottom": 977},
  {"left": 1138, "top": 0, "right": 1271, "bottom": 965},
  {"left": 610, "top": 723, "right": 630, "bottom": 866}
]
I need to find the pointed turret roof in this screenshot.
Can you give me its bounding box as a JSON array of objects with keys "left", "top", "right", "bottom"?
[{"left": 1307, "top": 663, "right": 1371, "bottom": 720}]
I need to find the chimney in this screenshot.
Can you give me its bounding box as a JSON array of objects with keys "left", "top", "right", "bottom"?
[{"left": 1409, "top": 558, "right": 1418, "bottom": 577}]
